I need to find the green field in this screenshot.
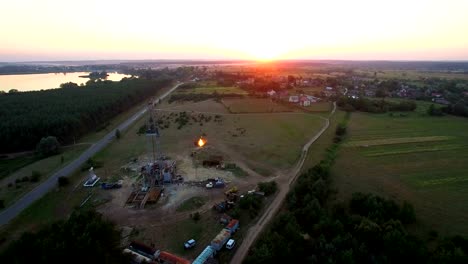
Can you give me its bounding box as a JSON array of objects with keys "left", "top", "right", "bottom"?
[
  {"left": 0, "top": 155, "right": 37, "bottom": 180},
  {"left": 221, "top": 98, "right": 292, "bottom": 113},
  {"left": 176, "top": 196, "right": 207, "bottom": 212},
  {"left": 332, "top": 111, "right": 468, "bottom": 236},
  {"left": 358, "top": 69, "right": 468, "bottom": 81},
  {"left": 0, "top": 145, "right": 89, "bottom": 208},
  {"left": 176, "top": 86, "right": 247, "bottom": 95}
]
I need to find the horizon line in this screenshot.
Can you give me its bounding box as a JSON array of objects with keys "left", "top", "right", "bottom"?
[{"left": 2, "top": 59, "right": 468, "bottom": 64}]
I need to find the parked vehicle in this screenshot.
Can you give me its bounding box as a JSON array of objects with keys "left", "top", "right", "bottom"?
[
  {"left": 101, "top": 180, "right": 123, "bottom": 189},
  {"left": 211, "top": 229, "right": 231, "bottom": 251},
  {"left": 226, "top": 239, "right": 235, "bottom": 250},
  {"left": 226, "top": 219, "right": 239, "bottom": 233},
  {"left": 184, "top": 239, "right": 196, "bottom": 249}
]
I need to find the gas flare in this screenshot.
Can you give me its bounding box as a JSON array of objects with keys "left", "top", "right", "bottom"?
[{"left": 197, "top": 137, "right": 206, "bottom": 147}]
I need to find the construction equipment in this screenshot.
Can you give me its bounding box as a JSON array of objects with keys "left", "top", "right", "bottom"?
[{"left": 224, "top": 186, "right": 238, "bottom": 196}]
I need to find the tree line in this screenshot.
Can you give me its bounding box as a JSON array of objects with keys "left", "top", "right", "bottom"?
[
  {"left": 0, "top": 210, "right": 131, "bottom": 263},
  {"left": 0, "top": 77, "right": 172, "bottom": 152},
  {"left": 337, "top": 96, "right": 417, "bottom": 113},
  {"left": 245, "top": 113, "right": 468, "bottom": 263}
]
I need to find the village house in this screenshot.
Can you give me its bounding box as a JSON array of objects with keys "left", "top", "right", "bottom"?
[
  {"left": 289, "top": 95, "right": 299, "bottom": 103},
  {"left": 432, "top": 97, "right": 450, "bottom": 105}
]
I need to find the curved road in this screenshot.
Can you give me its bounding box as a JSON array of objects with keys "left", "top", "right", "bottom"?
[
  {"left": 0, "top": 82, "right": 183, "bottom": 226},
  {"left": 230, "top": 102, "right": 336, "bottom": 264}
]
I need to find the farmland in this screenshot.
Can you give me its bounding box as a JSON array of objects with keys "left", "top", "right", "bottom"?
[
  {"left": 332, "top": 111, "right": 468, "bottom": 236},
  {"left": 221, "top": 98, "right": 292, "bottom": 113},
  {"left": 176, "top": 85, "right": 247, "bottom": 95},
  {"left": 357, "top": 69, "right": 468, "bottom": 81}
]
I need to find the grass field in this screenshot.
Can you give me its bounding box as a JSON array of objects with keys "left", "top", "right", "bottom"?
[
  {"left": 0, "top": 155, "right": 37, "bottom": 180},
  {"left": 176, "top": 86, "right": 247, "bottom": 95},
  {"left": 331, "top": 111, "right": 468, "bottom": 236},
  {"left": 298, "top": 102, "right": 332, "bottom": 112},
  {"left": 301, "top": 110, "right": 345, "bottom": 172},
  {"left": 0, "top": 145, "right": 89, "bottom": 208},
  {"left": 221, "top": 98, "right": 292, "bottom": 113},
  {"left": 176, "top": 196, "right": 207, "bottom": 212},
  {"left": 358, "top": 69, "right": 468, "bottom": 81}
]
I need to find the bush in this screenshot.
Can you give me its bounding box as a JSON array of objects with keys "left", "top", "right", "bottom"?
[
  {"left": 192, "top": 212, "right": 201, "bottom": 221},
  {"left": 230, "top": 207, "right": 241, "bottom": 219},
  {"left": 240, "top": 195, "right": 263, "bottom": 218},
  {"left": 258, "top": 181, "right": 277, "bottom": 196},
  {"left": 427, "top": 104, "right": 444, "bottom": 116},
  {"left": 0, "top": 200, "right": 4, "bottom": 209},
  {"left": 30, "top": 171, "right": 41, "bottom": 182},
  {"left": 36, "top": 136, "right": 61, "bottom": 158},
  {"left": 335, "top": 123, "right": 347, "bottom": 136},
  {"left": 399, "top": 201, "right": 416, "bottom": 224},
  {"left": 21, "top": 176, "right": 30, "bottom": 182},
  {"left": 57, "top": 176, "right": 69, "bottom": 187},
  {"left": 81, "top": 158, "right": 102, "bottom": 171}
]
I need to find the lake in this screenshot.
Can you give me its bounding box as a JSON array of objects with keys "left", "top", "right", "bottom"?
[{"left": 0, "top": 72, "right": 132, "bottom": 92}]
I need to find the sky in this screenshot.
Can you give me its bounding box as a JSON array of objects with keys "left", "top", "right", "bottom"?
[{"left": 1, "top": 0, "right": 468, "bottom": 61}]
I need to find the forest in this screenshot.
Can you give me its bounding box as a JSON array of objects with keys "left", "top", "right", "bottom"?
[
  {"left": 0, "top": 76, "right": 172, "bottom": 153},
  {"left": 0, "top": 210, "right": 131, "bottom": 264},
  {"left": 245, "top": 114, "right": 468, "bottom": 264}
]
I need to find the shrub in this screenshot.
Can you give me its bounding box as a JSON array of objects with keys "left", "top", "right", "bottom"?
[
  {"left": 36, "top": 136, "right": 61, "bottom": 158},
  {"left": 399, "top": 201, "right": 416, "bottom": 224},
  {"left": 335, "top": 123, "right": 347, "bottom": 136},
  {"left": 230, "top": 207, "right": 241, "bottom": 219},
  {"left": 81, "top": 158, "right": 102, "bottom": 171},
  {"left": 192, "top": 212, "right": 201, "bottom": 221},
  {"left": 30, "top": 171, "right": 41, "bottom": 182},
  {"left": 258, "top": 181, "right": 278, "bottom": 196},
  {"left": 58, "top": 176, "right": 69, "bottom": 187},
  {"left": 0, "top": 200, "right": 4, "bottom": 209}
]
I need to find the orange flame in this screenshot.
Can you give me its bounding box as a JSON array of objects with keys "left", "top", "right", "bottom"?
[{"left": 197, "top": 137, "right": 206, "bottom": 147}]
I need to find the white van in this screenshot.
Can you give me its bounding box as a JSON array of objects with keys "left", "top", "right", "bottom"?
[{"left": 226, "top": 239, "right": 235, "bottom": 250}]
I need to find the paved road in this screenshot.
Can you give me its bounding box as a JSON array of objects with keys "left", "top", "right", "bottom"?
[
  {"left": 230, "top": 102, "right": 337, "bottom": 264},
  {"left": 0, "top": 83, "right": 182, "bottom": 226}
]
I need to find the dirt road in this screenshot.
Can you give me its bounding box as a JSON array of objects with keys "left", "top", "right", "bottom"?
[{"left": 229, "top": 102, "right": 336, "bottom": 264}]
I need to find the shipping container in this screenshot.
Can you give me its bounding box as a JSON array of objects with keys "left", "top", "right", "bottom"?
[
  {"left": 193, "top": 245, "right": 216, "bottom": 264},
  {"left": 226, "top": 219, "right": 239, "bottom": 233},
  {"left": 210, "top": 229, "right": 231, "bottom": 251}
]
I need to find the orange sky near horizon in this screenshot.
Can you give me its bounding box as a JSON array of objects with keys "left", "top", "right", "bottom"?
[{"left": 1, "top": 0, "right": 468, "bottom": 61}]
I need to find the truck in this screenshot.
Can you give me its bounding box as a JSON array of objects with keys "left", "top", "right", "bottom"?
[
  {"left": 210, "top": 229, "right": 231, "bottom": 251},
  {"left": 101, "top": 180, "right": 123, "bottom": 189},
  {"left": 225, "top": 219, "right": 239, "bottom": 233}
]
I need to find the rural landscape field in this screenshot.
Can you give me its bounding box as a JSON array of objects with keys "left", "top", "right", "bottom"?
[{"left": 1, "top": 0, "right": 468, "bottom": 263}]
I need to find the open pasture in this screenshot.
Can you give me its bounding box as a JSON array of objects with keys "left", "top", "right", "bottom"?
[
  {"left": 221, "top": 98, "right": 292, "bottom": 113},
  {"left": 332, "top": 111, "right": 468, "bottom": 236},
  {"left": 176, "top": 85, "right": 247, "bottom": 95}
]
